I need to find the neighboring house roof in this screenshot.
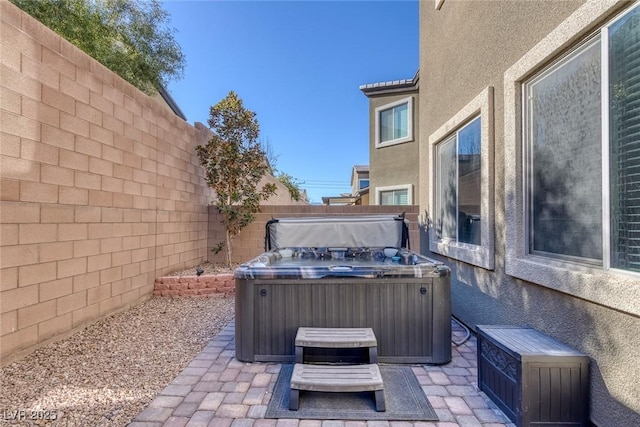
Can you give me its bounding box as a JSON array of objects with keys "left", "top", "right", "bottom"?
[
  {"left": 158, "top": 85, "right": 187, "bottom": 121},
  {"left": 322, "top": 195, "right": 360, "bottom": 205},
  {"left": 359, "top": 70, "right": 419, "bottom": 97},
  {"left": 351, "top": 164, "right": 369, "bottom": 186}
]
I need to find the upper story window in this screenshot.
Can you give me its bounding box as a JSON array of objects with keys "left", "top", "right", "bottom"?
[
  {"left": 358, "top": 179, "right": 370, "bottom": 190},
  {"left": 428, "top": 87, "right": 494, "bottom": 270},
  {"left": 377, "top": 185, "right": 412, "bottom": 205},
  {"left": 375, "top": 97, "right": 413, "bottom": 147},
  {"left": 523, "top": 3, "right": 640, "bottom": 273}
]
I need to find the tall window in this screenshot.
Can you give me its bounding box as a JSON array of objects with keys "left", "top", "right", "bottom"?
[
  {"left": 375, "top": 97, "right": 413, "bottom": 147},
  {"left": 435, "top": 117, "right": 482, "bottom": 245},
  {"left": 523, "top": 4, "right": 640, "bottom": 273}
]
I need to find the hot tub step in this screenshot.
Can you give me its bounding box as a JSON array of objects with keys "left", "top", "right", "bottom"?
[
  {"left": 295, "top": 327, "right": 378, "bottom": 363},
  {"left": 289, "top": 363, "right": 385, "bottom": 411}
]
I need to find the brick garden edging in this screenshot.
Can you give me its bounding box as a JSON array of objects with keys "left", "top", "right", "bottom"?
[{"left": 153, "top": 274, "right": 235, "bottom": 297}]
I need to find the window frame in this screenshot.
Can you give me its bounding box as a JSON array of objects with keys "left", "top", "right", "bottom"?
[
  {"left": 428, "top": 87, "right": 495, "bottom": 270},
  {"left": 504, "top": 0, "right": 640, "bottom": 317},
  {"left": 376, "top": 184, "right": 412, "bottom": 206},
  {"left": 375, "top": 96, "right": 414, "bottom": 148},
  {"left": 358, "top": 178, "right": 370, "bottom": 190}
]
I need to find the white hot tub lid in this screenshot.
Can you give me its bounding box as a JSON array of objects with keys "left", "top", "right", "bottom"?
[{"left": 265, "top": 214, "right": 408, "bottom": 250}]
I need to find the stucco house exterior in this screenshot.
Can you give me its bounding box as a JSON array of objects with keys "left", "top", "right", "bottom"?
[
  {"left": 360, "top": 72, "right": 419, "bottom": 206},
  {"left": 418, "top": 1, "right": 640, "bottom": 425},
  {"left": 350, "top": 164, "right": 369, "bottom": 205}
]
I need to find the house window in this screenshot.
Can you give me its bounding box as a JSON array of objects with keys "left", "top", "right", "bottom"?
[
  {"left": 377, "top": 185, "right": 411, "bottom": 205},
  {"left": 523, "top": 3, "right": 640, "bottom": 273},
  {"left": 358, "top": 179, "right": 370, "bottom": 189},
  {"left": 375, "top": 97, "right": 413, "bottom": 147},
  {"left": 428, "top": 87, "right": 494, "bottom": 270},
  {"left": 504, "top": 1, "right": 640, "bottom": 315},
  {"left": 435, "top": 117, "right": 482, "bottom": 245}
]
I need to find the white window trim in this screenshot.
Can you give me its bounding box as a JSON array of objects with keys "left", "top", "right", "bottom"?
[
  {"left": 375, "top": 184, "right": 413, "bottom": 205},
  {"left": 504, "top": 0, "right": 640, "bottom": 317},
  {"left": 428, "top": 86, "right": 495, "bottom": 270},
  {"left": 435, "top": 0, "right": 445, "bottom": 11},
  {"left": 375, "top": 96, "right": 414, "bottom": 148}
]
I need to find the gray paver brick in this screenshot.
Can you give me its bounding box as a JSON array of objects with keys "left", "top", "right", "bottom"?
[
  {"left": 164, "top": 416, "right": 189, "bottom": 427},
  {"left": 221, "top": 381, "right": 250, "bottom": 393},
  {"left": 193, "top": 381, "right": 223, "bottom": 392},
  {"left": 184, "top": 391, "right": 208, "bottom": 404},
  {"left": 421, "top": 385, "right": 449, "bottom": 396},
  {"left": 219, "top": 368, "right": 241, "bottom": 381},
  {"left": 276, "top": 419, "right": 300, "bottom": 427},
  {"left": 215, "top": 403, "right": 249, "bottom": 418},
  {"left": 201, "top": 372, "right": 222, "bottom": 382},
  {"left": 434, "top": 408, "right": 455, "bottom": 422},
  {"left": 190, "top": 359, "right": 215, "bottom": 368},
  {"left": 148, "top": 395, "right": 184, "bottom": 408},
  {"left": 182, "top": 367, "right": 210, "bottom": 376},
  {"left": 253, "top": 419, "right": 277, "bottom": 427},
  {"left": 444, "top": 396, "right": 473, "bottom": 415},
  {"left": 453, "top": 415, "right": 482, "bottom": 427},
  {"left": 473, "top": 408, "right": 509, "bottom": 423},
  {"left": 161, "top": 385, "right": 193, "bottom": 397},
  {"left": 128, "top": 422, "right": 161, "bottom": 427},
  {"left": 463, "top": 395, "right": 488, "bottom": 409},
  {"left": 230, "top": 419, "right": 255, "bottom": 427},
  {"left": 243, "top": 387, "right": 267, "bottom": 405},
  {"left": 246, "top": 404, "right": 267, "bottom": 419},
  {"left": 365, "top": 421, "right": 389, "bottom": 427},
  {"left": 222, "top": 391, "right": 246, "bottom": 404},
  {"left": 185, "top": 410, "right": 214, "bottom": 427},
  {"left": 173, "top": 375, "right": 202, "bottom": 386},
  {"left": 173, "top": 402, "right": 200, "bottom": 418},
  {"left": 198, "top": 392, "right": 225, "bottom": 411},
  {"left": 207, "top": 418, "right": 233, "bottom": 427},
  {"left": 298, "top": 421, "right": 321, "bottom": 427},
  {"left": 321, "top": 422, "right": 344, "bottom": 427},
  {"left": 445, "top": 385, "right": 477, "bottom": 397},
  {"left": 134, "top": 407, "right": 173, "bottom": 423},
  {"left": 251, "top": 373, "right": 272, "bottom": 387}
]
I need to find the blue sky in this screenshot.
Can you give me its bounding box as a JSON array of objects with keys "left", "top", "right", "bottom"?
[{"left": 162, "top": 0, "right": 419, "bottom": 203}]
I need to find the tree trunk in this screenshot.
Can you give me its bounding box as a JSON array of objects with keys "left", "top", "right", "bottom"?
[{"left": 225, "top": 228, "right": 233, "bottom": 267}]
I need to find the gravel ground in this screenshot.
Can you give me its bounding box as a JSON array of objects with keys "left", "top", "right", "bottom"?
[{"left": 0, "top": 293, "right": 235, "bottom": 427}]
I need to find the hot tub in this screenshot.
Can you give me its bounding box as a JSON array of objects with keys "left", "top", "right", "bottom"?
[{"left": 234, "top": 215, "right": 451, "bottom": 364}]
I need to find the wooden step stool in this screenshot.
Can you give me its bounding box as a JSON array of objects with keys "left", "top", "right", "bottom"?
[
  {"left": 289, "top": 363, "right": 386, "bottom": 411},
  {"left": 294, "top": 327, "right": 378, "bottom": 363}
]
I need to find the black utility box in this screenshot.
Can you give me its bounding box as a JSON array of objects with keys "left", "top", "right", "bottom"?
[{"left": 477, "top": 325, "right": 590, "bottom": 427}]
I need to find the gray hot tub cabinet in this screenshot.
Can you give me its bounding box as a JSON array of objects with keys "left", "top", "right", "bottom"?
[{"left": 234, "top": 215, "right": 452, "bottom": 364}]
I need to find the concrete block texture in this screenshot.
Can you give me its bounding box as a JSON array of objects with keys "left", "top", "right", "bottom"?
[{"left": 0, "top": 3, "right": 215, "bottom": 365}]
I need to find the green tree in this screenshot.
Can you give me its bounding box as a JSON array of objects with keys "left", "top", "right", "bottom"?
[
  {"left": 196, "top": 91, "right": 277, "bottom": 266},
  {"left": 11, "top": 0, "right": 185, "bottom": 95},
  {"left": 276, "top": 172, "right": 305, "bottom": 202}
]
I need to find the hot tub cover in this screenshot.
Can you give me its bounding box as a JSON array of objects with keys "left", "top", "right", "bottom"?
[{"left": 265, "top": 214, "right": 409, "bottom": 250}]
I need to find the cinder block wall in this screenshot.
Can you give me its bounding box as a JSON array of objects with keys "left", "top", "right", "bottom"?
[
  {"left": 0, "top": 2, "right": 215, "bottom": 364},
  {"left": 208, "top": 205, "right": 421, "bottom": 264}
]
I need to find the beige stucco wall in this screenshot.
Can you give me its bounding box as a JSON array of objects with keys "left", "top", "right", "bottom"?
[
  {"left": 419, "top": 0, "right": 639, "bottom": 425},
  {"left": 367, "top": 90, "right": 419, "bottom": 205}
]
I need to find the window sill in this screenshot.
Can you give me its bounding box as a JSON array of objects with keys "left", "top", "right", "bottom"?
[
  {"left": 376, "top": 137, "right": 413, "bottom": 149},
  {"left": 430, "top": 239, "right": 495, "bottom": 270},
  {"left": 505, "top": 255, "right": 640, "bottom": 317}
]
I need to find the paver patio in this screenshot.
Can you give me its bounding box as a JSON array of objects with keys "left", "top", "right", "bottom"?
[{"left": 129, "top": 319, "right": 514, "bottom": 427}]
